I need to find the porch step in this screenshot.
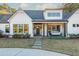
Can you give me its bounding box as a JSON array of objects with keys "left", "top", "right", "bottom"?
[{"left": 32, "top": 45, "right": 42, "bottom": 49}]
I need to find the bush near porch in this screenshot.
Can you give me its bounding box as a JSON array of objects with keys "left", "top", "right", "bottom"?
[
  {"left": 13, "top": 33, "right": 30, "bottom": 39},
  {"left": 68, "top": 34, "right": 79, "bottom": 39}
]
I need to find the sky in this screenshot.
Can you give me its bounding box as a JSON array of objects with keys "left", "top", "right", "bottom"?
[{"left": 1, "top": 3, "right": 65, "bottom": 10}]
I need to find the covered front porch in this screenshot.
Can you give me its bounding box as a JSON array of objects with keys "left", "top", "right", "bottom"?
[{"left": 33, "top": 22, "right": 67, "bottom": 37}]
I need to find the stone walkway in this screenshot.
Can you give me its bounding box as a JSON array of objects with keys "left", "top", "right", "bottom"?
[
  {"left": 32, "top": 36, "right": 42, "bottom": 49},
  {"left": 0, "top": 48, "right": 69, "bottom": 56}
]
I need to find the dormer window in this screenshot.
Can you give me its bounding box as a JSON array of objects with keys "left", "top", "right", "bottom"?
[
  {"left": 44, "top": 9, "right": 63, "bottom": 20},
  {"left": 48, "top": 13, "right": 60, "bottom": 17}
]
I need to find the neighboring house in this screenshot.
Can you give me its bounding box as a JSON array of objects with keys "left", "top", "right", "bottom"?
[{"left": 0, "top": 8, "right": 78, "bottom": 37}]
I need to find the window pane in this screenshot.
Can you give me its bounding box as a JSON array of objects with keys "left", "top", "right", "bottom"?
[
  {"left": 52, "top": 25, "right": 60, "bottom": 32},
  {"left": 19, "top": 24, "right": 23, "bottom": 33},
  {"left": 24, "top": 24, "right": 28, "bottom": 33},
  {"left": 52, "top": 26, "right": 56, "bottom": 31},
  {"left": 57, "top": 25, "right": 60, "bottom": 32},
  {"left": 5, "top": 25, "right": 10, "bottom": 33},
  {"left": 77, "top": 24, "right": 79, "bottom": 27},
  {"left": 73, "top": 24, "right": 75, "bottom": 27},
  {"left": 48, "top": 13, "right": 60, "bottom": 17},
  {"left": 13, "top": 24, "right": 18, "bottom": 33}
]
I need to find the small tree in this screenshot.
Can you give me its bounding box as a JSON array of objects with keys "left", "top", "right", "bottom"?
[{"left": 63, "top": 3, "right": 79, "bottom": 12}]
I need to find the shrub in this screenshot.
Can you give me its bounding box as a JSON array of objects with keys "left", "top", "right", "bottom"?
[
  {"left": 13, "top": 33, "right": 30, "bottom": 39},
  {"left": 24, "top": 33, "right": 30, "bottom": 39},
  {"left": 3, "top": 34, "right": 9, "bottom": 38},
  {"left": 13, "top": 34, "right": 24, "bottom": 39},
  {"left": 69, "top": 34, "right": 79, "bottom": 39},
  {"left": 0, "top": 30, "right": 3, "bottom": 38}
]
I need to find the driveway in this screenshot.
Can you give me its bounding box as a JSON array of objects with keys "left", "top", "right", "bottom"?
[{"left": 0, "top": 48, "right": 69, "bottom": 56}]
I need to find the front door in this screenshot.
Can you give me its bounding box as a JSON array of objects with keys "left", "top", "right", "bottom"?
[{"left": 36, "top": 28, "right": 40, "bottom": 35}]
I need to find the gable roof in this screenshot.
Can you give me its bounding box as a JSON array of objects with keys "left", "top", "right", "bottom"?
[{"left": 0, "top": 10, "right": 76, "bottom": 23}]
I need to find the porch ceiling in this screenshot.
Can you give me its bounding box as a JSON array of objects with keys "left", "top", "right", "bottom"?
[{"left": 32, "top": 20, "right": 68, "bottom": 23}]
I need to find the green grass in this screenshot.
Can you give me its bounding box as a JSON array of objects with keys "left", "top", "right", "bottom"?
[
  {"left": 42, "top": 39, "right": 79, "bottom": 56},
  {"left": 44, "top": 36, "right": 67, "bottom": 40},
  {"left": 0, "top": 38, "right": 35, "bottom": 48}
]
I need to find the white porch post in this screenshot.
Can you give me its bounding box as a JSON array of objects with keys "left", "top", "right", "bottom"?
[
  {"left": 44, "top": 23, "right": 47, "bottom": 36},
  {"left": 10, "top": 23, "right": 13, "bottom": 36},
  {"left": 65, "top": 23, "right": 68, "bottom": 37},
  {"left": 28, "top": 23, "right": 33, "bottom": 37},
  {"left": 41, "top": 24, "right": 43, "bottom": 36},
  {"left": 60, "top": 25, "right": 64, "bottom": 36}
]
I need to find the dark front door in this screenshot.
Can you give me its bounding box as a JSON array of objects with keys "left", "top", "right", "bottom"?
[{"left": 36, "top": 28, "right": 40, "bottom": 35}]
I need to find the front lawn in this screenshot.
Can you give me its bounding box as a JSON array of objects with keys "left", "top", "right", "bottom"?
[
  {"left": 42, "top": 39, "right": 79, "bottom": 56},
  {"left": 0, "top": 38, "right": 35, "bottom": 48}
]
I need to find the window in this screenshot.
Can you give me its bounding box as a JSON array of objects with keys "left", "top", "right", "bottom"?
[
  {"left": 5, "top": 25, "right": 10, "bottom": 33},
  {"left": 13, "top": 24, "right": 18, "bottom": 33},
  {"left": 13, "top": 24, "right": 28, "bottom": 33},
  {"left": 24, "top": 24, "right": 28, "bottom": 33},
  {"left": 77, "top": 24, "right": 79, "bottom": 27},
  {"left": 52, "top": 25, "right": 60, "bottom": 32},
  {"left": 48, "top": 13, "right": 60, "bottom": 17},
  {"left": 72, "top": 24, "right": 79, "bottom": 27},
  {"left": 19, "top": 24, "right": 23, "bottom": 33},
  {"left": 73, "top": 24, "right": 76, "bottom": 27},
  {"left": 57, "top": 25, "right": 60, "bottom": 32}
]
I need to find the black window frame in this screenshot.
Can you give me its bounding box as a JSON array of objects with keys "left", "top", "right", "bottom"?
[
  {"left": 73, "top": 24, "right": 76, "bottom": 27},
  {"left": 77, "top": 24, "right": 79, "bottom": 27},
  {"left": 5, "top": 25, "right": 10, "bottom": 33}
]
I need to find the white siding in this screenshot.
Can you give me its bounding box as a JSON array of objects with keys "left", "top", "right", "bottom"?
[
  {"left": 68, "top": 9, "right": 79, "bottom": 34},
  {"left": 9, "top": 10, "right": 33, "bottom": 37}
]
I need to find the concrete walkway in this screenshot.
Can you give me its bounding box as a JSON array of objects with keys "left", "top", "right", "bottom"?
[
  {"left": 0, "top": 48, "right": 69, "bottom": 56},
  {"left": 32, "top": 36, "right": 42, "bottom": 48}
]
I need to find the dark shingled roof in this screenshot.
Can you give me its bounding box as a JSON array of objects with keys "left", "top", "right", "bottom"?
[
  {"left": 0, "top": 14, "right": 12, "bottom": 23},
  {"left": 24, "top": 10, "right": 44, "bottom": 19},
  {"left": 24, "top": 10, "right": 73, "bottom": 22},
  {"left": 0, "top": 10, "right": 75, "bottom": 23}
]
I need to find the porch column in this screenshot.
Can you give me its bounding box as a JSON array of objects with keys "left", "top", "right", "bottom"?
[
  {"left": 41, "top": 24, "right": 43, "bottom": 36},
  {"left": 62, "top": 25, "right": 64, "bottom": 36},
  {"left": 10, "top": 23, "right": 13, "bottom": 35},
  {"left": 29, "top": 23, "right": 33, "bottom": 37},
  {"left": 64, "top": 23, "right": 68, "bottom": 37},
  {"left": 44, "top": 23, "right": 47, "bottom": 36},
  {"left": 60, "top": 25, "right": 64, "bottom": 36}
]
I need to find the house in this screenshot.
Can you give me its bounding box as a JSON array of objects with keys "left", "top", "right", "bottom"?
[{"left": 0, "top": 8, "right": 78, "bottom": 37}]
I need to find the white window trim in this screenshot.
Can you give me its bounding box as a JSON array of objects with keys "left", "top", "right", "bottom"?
[{"left": 13, "top": 24, "right": 28, "bottom": 34}]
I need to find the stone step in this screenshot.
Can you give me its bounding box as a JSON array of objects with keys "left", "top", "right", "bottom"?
[
  {"left": 34, "top": 41, "right": 42, "bottom": 44},
  {"left": 34, "top": 43, "right": 41, "bottom": 45},
  {"left": 32, "top": 46, "right": 42, "bottom": 49}
]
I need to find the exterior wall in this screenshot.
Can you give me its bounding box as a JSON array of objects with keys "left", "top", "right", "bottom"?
[
  {"left": 0, "top": 23, "right": 9, "bottom": 34},
  {"left": 68, "top": 9, "right": 79, "bottom": 35},
  {"left": 9, "top": 10, "right": 33, "bottom": 37},
  {"left": 44, "top": 10, "right": 63, "bottom": 20}
]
